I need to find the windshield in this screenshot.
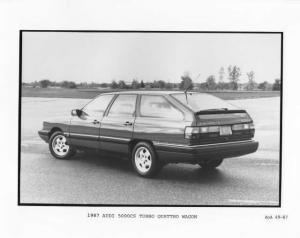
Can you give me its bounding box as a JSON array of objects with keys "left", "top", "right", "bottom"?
[{"left": 171, "top": 93, "right": 237, "bottom": 112}]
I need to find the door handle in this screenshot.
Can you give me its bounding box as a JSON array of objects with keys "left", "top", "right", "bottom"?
[
  {"left": 123, "top": 121, "right": 133, "bottom": 126},
  {"left": 92, "top": 120, "right": 100, "bottom": 124}
]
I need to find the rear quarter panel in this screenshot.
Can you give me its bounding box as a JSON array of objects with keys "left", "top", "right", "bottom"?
[{"left": 133, "top": 117, "right": 192, "bottom": 145}]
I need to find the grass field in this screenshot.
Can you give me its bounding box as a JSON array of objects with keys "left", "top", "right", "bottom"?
[{"left": 21, "top": 87, "right": 280, "bottom": 100}]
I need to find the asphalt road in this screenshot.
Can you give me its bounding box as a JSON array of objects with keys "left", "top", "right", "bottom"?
[{"left": 20, "top": 97, "right": 280, "bottom": 205}]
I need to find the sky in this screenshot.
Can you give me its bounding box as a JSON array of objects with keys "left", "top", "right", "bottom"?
[{"left": 22, "top": 32, "right": 281, "bottom": 84}]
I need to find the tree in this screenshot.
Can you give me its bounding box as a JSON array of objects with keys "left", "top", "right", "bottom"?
[
  {"left": 216, "top": 81, "right": 231, "bottom": 90},
  {"left": 131, "top": 79, "right": 140, "bottom": 89},
  {"left": 157, "top": 80, "right": 166, "bottom": 89},
  {"left": 151, "top": 80, "right": 158, "bottom": 88},
  {"left": 32, "top": 81, "right": 39, "bottom": 87},
  {"left": 99, "top": 83, "right": 108, "bottom": 88},
  {"left": 206, "top": 75, "right": 217, "bottom": 90},
  {"left": 246, "top": 71, "right": 256, "bottom": 90},
  {"left": 68, "top": 81, "right": 77, "bottom": 88},
  {"left": 39, "top": 79, "right": 51, "bottom": 88},
  {"left": 219, "top": 67, "right": 225, "bottom": 83},
  {"left": 258, "top": 81, "right": 269, "bottom": 91},
  {"left": 111, "top": 80, "right": 118, "bottom": 89},
  {"left": 165, "top": 82, "right": 173, "bottom": 89},
  {"left": 118, "top": 80, "right": 127, "bottom": 89},
  {"left": 272, "top": 78, "right": 281, "bottom": 91},
  {"left": 140, "top": 80, "right": 145, "bottom": 88},
  {"left": 61, "top": 81, "right": 77, "bottom": 88},
  {"left": 228, "top": 65, "right": 241, "bottom": 90},
  {"left": 179, "top": 72, "right": 193, "bottom": 90},
  {"left": 199, "top": 82, "right": 208, "bottom": 91}
]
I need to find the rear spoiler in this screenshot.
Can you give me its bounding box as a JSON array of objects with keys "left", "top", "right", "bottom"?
[{"left": 195, "top": 109, "right": 247, "bottom": 115}]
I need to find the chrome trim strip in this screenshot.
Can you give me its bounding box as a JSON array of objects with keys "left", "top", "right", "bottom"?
[
  {"left": 99, "top": 135, "right": 130, "bottom": 142},
  {"left": 153, "top": 140, "right": 254, "bottom": 148},
  {"left": 69, "top": 133, "right": 98, "bottom": 139},
  {"left": 68, "top": 133, "right": 130, "bottom": 142}
]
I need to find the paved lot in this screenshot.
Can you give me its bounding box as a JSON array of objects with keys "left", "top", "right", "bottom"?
[{"left": 20, "top": 97, "right": 281, "bottom": 205}]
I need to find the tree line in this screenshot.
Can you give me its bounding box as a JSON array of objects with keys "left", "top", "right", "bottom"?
[
  {"left": 198, "top": 66, "right": 281, "bottom": 91},
  {"left": 22, "top": 65, "right": 281, "bottom": 91},
  {"left": 24, "top": 79, "right": 77, "bottom": 89}
]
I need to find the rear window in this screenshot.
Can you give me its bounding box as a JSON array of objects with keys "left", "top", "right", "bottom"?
[{"left": 171, "top": 93, "right": 237, "bottom": 112}]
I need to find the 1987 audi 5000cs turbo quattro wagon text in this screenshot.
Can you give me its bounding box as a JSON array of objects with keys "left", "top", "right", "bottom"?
[{"left": 38, "top": 91, "right": 259, "bottom": 177}]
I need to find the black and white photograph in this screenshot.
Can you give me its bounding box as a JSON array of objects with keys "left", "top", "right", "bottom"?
[
  {"left": 19, "top": 31, "right": 282, "bottom": 206},
  {"left": 3, "top": 1, "right": 300, "bottom": 237}
]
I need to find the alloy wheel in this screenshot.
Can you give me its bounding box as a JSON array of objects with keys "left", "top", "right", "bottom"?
[
  {"left": 134, "top": 146, "right": 152, "bottom": 173},
  {"left": 51, "top": 134, "right": 70, "bottom": 157}
]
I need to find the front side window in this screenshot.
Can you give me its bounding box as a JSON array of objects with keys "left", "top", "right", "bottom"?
[
  {"left": 108, "top": 94, "right": 137, "bottom": 117},
  {"left": 140, "top": 95, "right": 183, "bottom": 120},
  {"left": 83, "top": 94, "right": 114, "bottom": 117}
]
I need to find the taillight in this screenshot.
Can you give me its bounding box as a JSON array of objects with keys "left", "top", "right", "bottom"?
[
  {"left": 185, "top": 127, "right": 200, "bottom": 139},
  {"left": 185, "top": 123, "right": 254, "bottom": 139},
  {"left": 185, "top": 126, "right": 219, "bottom": 139},
  {"left": 200, "top": 126, "right": 219, "bottom": 133},
  {"left": 232, "top": 123, "right": 254, "bottom": 131}
]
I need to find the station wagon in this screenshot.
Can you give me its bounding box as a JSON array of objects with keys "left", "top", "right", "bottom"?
[{"left": 38, "top": 91, "right": 259, "bottom": 177}]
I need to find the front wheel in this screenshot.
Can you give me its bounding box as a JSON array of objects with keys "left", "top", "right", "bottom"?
[
  {"left": 49, "top": 131, "right": 76, "bottom": 159},
  {"left": 198, "top": 158, "right": 223, "bottom": 170},
  {"left": 131, "top": 142, "right": 161, "bottom": 178}
]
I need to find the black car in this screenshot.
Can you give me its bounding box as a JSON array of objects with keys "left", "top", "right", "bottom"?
[{"left": 39, "top": 91, "right": 259, "bottom": 177}]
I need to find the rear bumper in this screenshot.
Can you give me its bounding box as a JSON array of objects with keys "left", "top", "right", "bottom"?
[
  {"left": 154, "top": 140, "right": 259, "bottom": 163},
  {"left": 38, "top": 130, "right": 49, "bottom": 143}
]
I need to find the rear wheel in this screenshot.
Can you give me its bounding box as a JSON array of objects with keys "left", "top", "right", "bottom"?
[
  {"left": 198, "top": 158, "right": 223, "bottom": 169},
  {"left": 131, "top": 142, "right": 161, "bottom": 178},
  {"left": 49, "top": 131, "right": 76, "bottom": 159}
]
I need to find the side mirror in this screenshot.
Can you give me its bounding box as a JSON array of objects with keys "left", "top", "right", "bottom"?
[
  {"left": 71, "top": 109, "right": 77, "bottom": 116},
  {"left": 71, "top": 109, "right": 83, "bottom": 117}
]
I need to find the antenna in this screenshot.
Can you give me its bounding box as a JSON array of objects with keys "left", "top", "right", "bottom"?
[
  {"left": 183, "top": 72, "right": 199, "bottom": 104},
  {"left": 184, "top": 83, "right": 193, "bottom": 104}
]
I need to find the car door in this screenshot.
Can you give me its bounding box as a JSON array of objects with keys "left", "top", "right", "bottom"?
[
  {"left": 100, "top": 94, "right": 137, "bottom": 153},
  {"left": 69, "top": 94, "right": 115, "bottom": 149}
]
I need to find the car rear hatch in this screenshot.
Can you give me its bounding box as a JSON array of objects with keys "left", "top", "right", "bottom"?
[
  {"left": 192, "top": 109, "right": 255, "bottom": 145},
  {"left": 171, "top": 93, "right": 255, "bottom": 145},
  {"left": 195, "top": 109, "right": 251, "bottom": 126}
]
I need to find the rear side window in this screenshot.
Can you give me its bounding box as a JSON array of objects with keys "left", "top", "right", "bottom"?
[
  {"left": 83, "top": 94, "right": 114, "bottom": 117},
  {"left": 140, "top": 95, "right": 183, "bottom": 120},
  {"left": 108, "top": 94, "right": 137, "bottom": 116},
  {"left": 171, "top": 93, "right": 236, "bottom": 112}
]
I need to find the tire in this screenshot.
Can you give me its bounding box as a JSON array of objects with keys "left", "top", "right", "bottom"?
[
  {"left": 131, "top": 142, "right": 161, "bottom": 178},
  {"left": 198, "top": 158, "right": 223, "bottom": 170},
  {"left": 49, "top": 131, "right": 76, "bottom": 159}
]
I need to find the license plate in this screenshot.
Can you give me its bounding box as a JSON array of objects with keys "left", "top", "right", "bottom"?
[{"left": 220, "top": 126, "right": 232, "bottom": 136}]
